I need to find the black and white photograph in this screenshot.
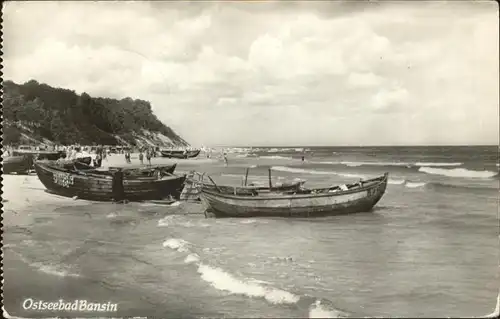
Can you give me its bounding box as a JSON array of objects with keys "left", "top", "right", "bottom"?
[{"left": 1, "top": 0, "right": 499, "bottom": 318}]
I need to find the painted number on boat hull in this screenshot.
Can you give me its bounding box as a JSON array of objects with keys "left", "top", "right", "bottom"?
[{"left": 53, "top": 172, "right": 74, "bottom": 188}]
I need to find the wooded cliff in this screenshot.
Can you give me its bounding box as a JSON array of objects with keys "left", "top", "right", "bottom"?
[{"left": 2, "top": 80, "right": 189, "bottom": 147}]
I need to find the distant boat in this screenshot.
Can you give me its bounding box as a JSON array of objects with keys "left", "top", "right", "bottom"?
[
  {"left": 34, "top": 161, "right": 186, "bottom": 201},
  {"left": 160, "top": 149, "right": 201, "bottom": 159},
  {"left": 201, "top": 172, "right": 389, "bottom": 218}
]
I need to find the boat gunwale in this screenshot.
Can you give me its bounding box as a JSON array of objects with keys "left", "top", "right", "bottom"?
[
  {"left": 35, "top": 162, "right": 185, "bottom": 183},
  {"left": 201, "top": 173, "right": 388, "bottom": 201}
]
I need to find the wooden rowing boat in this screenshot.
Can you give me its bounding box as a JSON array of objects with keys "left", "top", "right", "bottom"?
[
  {"left": 12, "top": 149, "right": 64, "bottom": 160},
  {"left": 3, "top": 155, "right": 34, "bottom": 174},
  {"left": 50, "top": 161, "right": 177, "bottom": 176},
  {"left": 34, "top": 161, "right": 186, "bottom": 201},
  {"left": 200, "top": 173, "right": 389, "bottom": 218},
  {"left": 160, "top": 149, "right": 201, "bottom": 159}
]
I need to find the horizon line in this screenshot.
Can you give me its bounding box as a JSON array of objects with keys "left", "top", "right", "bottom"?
[{"left": 205, "top": 144, "right": 500, "bottom": 148}]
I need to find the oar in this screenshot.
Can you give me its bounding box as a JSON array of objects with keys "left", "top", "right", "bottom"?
[
  {"left": 244, "top": 167, "right": 250, "bottom": 186},
  {"left": 207, "top": 175, "right": 222, "bottom": 193},
  {"left": 268, "top": 168, "right": 273, "bottom": 189}
]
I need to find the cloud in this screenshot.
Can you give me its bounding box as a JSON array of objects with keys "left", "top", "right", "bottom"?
[
  {"left": 348, "top": 72, "right": 385, "bottom": 88},
  {"left": 3, "top": 1, "right": 498, "bottom": 146}
]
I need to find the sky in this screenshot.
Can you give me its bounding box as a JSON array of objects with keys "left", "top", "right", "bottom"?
[{"left": 3, "top": 0, "right": 499, "bottom": 147}]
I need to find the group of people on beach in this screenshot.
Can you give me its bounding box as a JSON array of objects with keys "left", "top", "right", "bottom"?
[{"left": 136, "top": 148, "right": 154, "bottom": 165}]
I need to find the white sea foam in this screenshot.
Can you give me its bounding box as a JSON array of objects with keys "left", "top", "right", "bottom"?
[
  {"left": 419, "top": 167, "right": 497, "bottom": 179},
  {"left": 309, "top": 300, "right": 348, "bottom": 318},
  {"left": 184, "top": 253, "right": 200, "bottom": 264},
  {"left": 197, "top": 264, "right": 300, "bottom": 304},
  {"left": 158, "top": 216, "right": 206, "bottom": 228},
  {"left": 315, "top": 161, "right": 463, "bottom": 168},
  {"left": 260, "top": 155, "right": 293, "bottom": 160},
  {"left": 337, "top": 172, "right": 367, "bottom": 179},
  {"left": 415, "top": 162, "right": 463, "bottom": 167},
  {"left": 389, "top": 179, "right": 405, "bottom": 185},
  {"left": 158, "top": 215, "right": 175, "bottom": 227},
  {"left": 272, "top": 166, "right": 367, "bottom": 179},
  {"left": 405, "top": 182, "right": 427, "bottom": 188},
  {"left": 162, "top": 238, "right": 190, "bottom": 252},
  {"left": 31, "top": 262, "right": 80, "bottom": 278},
  {"left": 272, "top": 166, "right": 337, "bottom": 175},
  {"left": 240, "top": 219, "right": 258, "bottom": 224},
  {"left": 162, "top": 237, "right": 300, "bottom": 306},
  {"left": 342, "top": 161, "right": 407, "bottom": 167}
]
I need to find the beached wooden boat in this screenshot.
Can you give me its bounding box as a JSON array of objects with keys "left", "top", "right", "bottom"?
[
  {"left": 12, "top": 149, "right": 64, "bottom": 161},
  {"left": 52, "top": 161, "right": 177, "bottom": 176},
  {"left": 160, "top": 149, "right": 201, "bottom": 159},
  {"left": 104, "top": 164, "right": 177, "bottom": 176},
  {"left": 3, "top": 155, "right": 35, "bottom": 174},
  {"left": 201, "top": 173, "right": 389, "bottom": 218},
  {"left": 34, "top": 161, "right": 186, "bottom": 201}
]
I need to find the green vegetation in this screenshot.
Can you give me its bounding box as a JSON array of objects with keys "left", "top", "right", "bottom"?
[{"left": 2, "top": 79, "right": 188, "bottom": 146}]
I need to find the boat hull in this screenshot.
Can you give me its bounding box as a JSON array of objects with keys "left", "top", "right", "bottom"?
[
  {"left": 34, "top": 162, "right": 186, "bottom": 201},
  {"left": 13, "top": 150, "right": 63, "bottom": 161},
  {"left": 160, "top": 150, "right": 200, "bottom": 159},
  {"left": 201, "top": 173, "right": 388, "bottom": 218},
  {"left": 3, "top": 155, "right": 34, "bottom": 174}
]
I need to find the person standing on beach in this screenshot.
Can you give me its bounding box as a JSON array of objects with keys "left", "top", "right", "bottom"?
[
  {"left": 139, "top": 150, "right": 144, "bottom": 164},
  {"left": 112, "top": 168, "right": 125, "bottom": 203},
  {"left": 223, "top": 151, "right": 228, "bottom": 167},
  {"left": 146, "top": 149, "right": 152, "bottom": 165},
  {"left": 94, "top": 152, "right": 102, "bottom": 168}
]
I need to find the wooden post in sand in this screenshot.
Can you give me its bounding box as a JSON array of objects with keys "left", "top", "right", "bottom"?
[{"left": 268, "top": 168, "right": 273, "bottom": 189}]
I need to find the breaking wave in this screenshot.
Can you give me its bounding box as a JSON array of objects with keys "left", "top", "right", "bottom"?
[
  {"left": 162, "top": 237, "right": 349, "bottom": 317},
  {"left": 405, "top": 182, "right": 427, "bottom": 188},
  {"left": 271, "top": 166, "right": 367, "bottom": 179},
  {"left": 390, "top": 179, "right": 426, "bottom": 188},
  {"left": 260, "top": 155, "right": 294, "bottom": 160},
  {"left": 309, "top": 300, "right": 349, "bottom": 318},
  {"left": 415, "top": 162, "right": 463, "bottom": 167},
  {"left": 314, "top": 161, "right": 463, "bottom": 168},
  {"left": 419, "top": 167, "right": 497, "bottom": 179},
  {"left": 388, "top": 179, "right": 405, "bottom": 185},
  {"left": 391, "top": 179, "right": 497, "bottom": 191},
  {"left": 14, "top": 251, "right": 80, "bottom": 278},
  {"left": 197, "top": 264, "right": 300, "bottom": 304},
  {"left": 158, "top": 215, "right": 210, "bottom": 228}
]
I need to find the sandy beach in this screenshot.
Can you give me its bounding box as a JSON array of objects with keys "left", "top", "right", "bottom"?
[{"left": 2, "top": 154, "right": 219, "bottom": 318}]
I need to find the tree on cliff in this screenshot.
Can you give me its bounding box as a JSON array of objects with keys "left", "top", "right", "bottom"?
[{"left": 2, "top": 80, "right": 188, "bottom": 146}]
